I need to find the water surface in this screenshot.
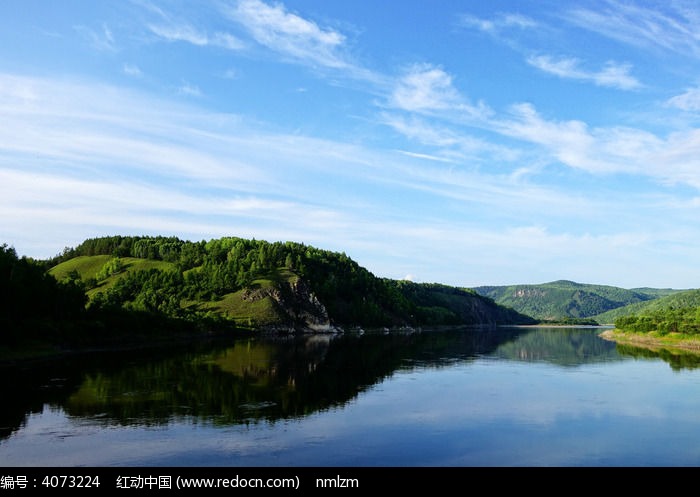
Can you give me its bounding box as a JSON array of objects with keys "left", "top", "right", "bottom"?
[{"left": 2, "top": 326, "right": 700, "bottom": 467}]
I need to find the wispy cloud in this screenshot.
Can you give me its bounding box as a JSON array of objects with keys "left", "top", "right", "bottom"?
[
  {"left": 222, "top": 68, "right": 238, "bottom": 80},
  {"left": 497, "top": 102, "right": 643, "bottom": 174},
  {"left": 123, "top": 64, "right": 142, "bottom": 77},
  {"left": 212, "top": 32, "right": 245, "bottom": 51},
  {"left": 461, "top": 10, "right": 643, "bottom": 91},
  {"left": 666, "top": 87, "right": 700, "bottom": 111},
  {"left": 381, "top": 113, "right": 518, "bottom": 164},
  {"left": 0, "top": 75, "right": 591, "bottom": 240},
  {"left": 0, "top": 75, "right": 263, "bottom": 183},
  {"left": 148, "top": 23, "right": 207, "bottom": 45},
  {"left": 139, "top": 0, "right": 245, "bottom": 50},
  {"left": 494, "top": 102, "right": 700, "bottom": 191},
  {"left": 391, "top": 64, "right": 462, "bottom": 112},
  {"left": 178, "top": 83, "right": 202, "bottom": 97},
  {"left": 74, "top": 23, "right": 116, "bottom": 51},
  {"left": 381, "top": 60, "right": 698, "bottom": 191},
  {"left": 565, "top": 0, "right": 700, "bottom": 57},
  {"left": 527, "top": 55, "right": 641, "bottom": 90},
  {"left": 148, "top": 23, "right": 245, "bottom": 50},
  {"left": 459, "top": 13, "right": 539, "bottom": 35},
  {"left": 225, "top": 0, "right": 347, "bottom": 67},
  {"left": 388, "top": 64, "right": 492, "bottom": 124}
]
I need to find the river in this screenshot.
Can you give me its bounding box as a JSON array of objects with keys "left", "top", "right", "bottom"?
[{"left": 2, "top": 326, "right": 700, "bottom": 467}]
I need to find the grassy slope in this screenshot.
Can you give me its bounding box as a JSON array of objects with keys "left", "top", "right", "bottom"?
[
  {"left": 196, "top": 274, "right": 298, "bottom": 328},
  {"left": 594, "top": 288, "right": 700, "bottom": 324},
  {"left": 49, "top": 255, "right": 112, "bottom": 280},
  {"left": 50, "top": 256, "right": 176, "bottom": 297},
  {"left": 50, "top": 256, "right": 298, "bottom": 327}
]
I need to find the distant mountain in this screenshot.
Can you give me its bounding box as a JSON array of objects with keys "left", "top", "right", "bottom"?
[{"left": 472, "top": 280, "right": 685, "bottom": 323}]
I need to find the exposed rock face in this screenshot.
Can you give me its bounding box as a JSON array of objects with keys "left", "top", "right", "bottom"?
[
  {"left": 279, "top": 278, "right": 335, "bottom": 331},
  {"left": 514, "top": 288, "right": 547, "bottom": 298},
  {"left": 242, "top": 278, "right": 341, "bottom": 333}
]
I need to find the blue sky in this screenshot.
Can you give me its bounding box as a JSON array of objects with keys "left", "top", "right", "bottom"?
[{"left": 2, "top": 0, "right": 700, "bottom": 289}]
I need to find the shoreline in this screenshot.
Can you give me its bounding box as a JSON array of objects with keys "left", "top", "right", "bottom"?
[{"left": 599, "top": 328, "right": 700, "bottom": 353}]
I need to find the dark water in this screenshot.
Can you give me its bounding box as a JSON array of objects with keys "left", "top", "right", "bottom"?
[{"left": 2, "top": 326, "right": 700, "bottom": 467}]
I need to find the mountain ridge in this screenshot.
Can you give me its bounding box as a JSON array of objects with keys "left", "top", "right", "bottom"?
[{"left": 472, "top": 280, "right": 687, "bottom": 323}]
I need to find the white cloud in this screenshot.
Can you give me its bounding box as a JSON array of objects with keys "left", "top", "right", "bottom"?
[
  {"left": 397, "top": 150, "right": 455, "bottom": 164},
  {"left": 494, "top": 101, "right": 700, "bottom": 191},
  {"left": 226, "top": 0, "right": 348, "bottom": 69},
  {"left": 178, "top": 83, "right": 202, "bottom": 97},
  {"left": 148, "top": 23, "right": 208, "bottom": 45},
  {"left": 497, "top": 103, "right": 604, "bottom": 172},
  {"left": 212, "top": 32, "right": 246, "bottom": 51},
  {"left": 460, "top": 13, "right": 539, "bottom": 34},
  {"left": 649, "top": 129, "right": 700, "bottom": 189},
  {"left": 123, "top": 64, "right": 142, "bottom": 77},
  {"left": 391, "top": 64, "right": 461, "bottom": 112},
  {"left": 565, "top": 1, "right": 700, "bottom": 57},
  {"left": 74, "top": 23, "right": 116, "bottom": 51},
  {"left": 0, "top": 74, "right": 264, "bottom": 184},
  {"left": 666, "top": 87, "right": 700, "bottom": 111},
  {"left": 222, "top": 69, "right": 238, "bottom": 80},
  {"left": 387, "top": 64, "right": 492, "bottom": 124},
  {"left": 381, "top": 113, "right": 518, "bottom": 164},
  {"left": 148, "top": 23, "right": 244, "bottom": 50},
  {"left": 527, "top": 55, "right": 641, "bottom": 90}
]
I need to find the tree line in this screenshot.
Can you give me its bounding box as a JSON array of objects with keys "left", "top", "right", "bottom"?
[
  {"left": 0, "top": 242, "right": 233, "bottom": 352},
  {"left": 1, "top": 244, "right": 87, "bottom": 345},
  {"left": 55, "top": 235, "right": 412, "bottom": 327},
  {"left": 614, "top": 307, "right": 700, "bottom": 335},
  {"left": 2, "top": 235, "right": 538, "bottom": 356}
]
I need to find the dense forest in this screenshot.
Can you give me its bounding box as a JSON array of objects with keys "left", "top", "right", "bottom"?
[
  {"left": 611, "top": 289, "right": 700, "bottom": 335},
  {"left": 1, "top": 235, "right": 536, "bottom": 358},
  {"left": 473, "top": 280, "right": 700, "bottom": 336},
  {"left": 0, "top": 242, "right": 232, "bottom": 358},
  {"left": 0, "top": 243, "right": 86, "bottom": 339},
  {"left": 473, "top": 280, "right": 682, "bottom": 322},
  {"left": 46, "top": 235, "right": 534, "bottom": 327}
]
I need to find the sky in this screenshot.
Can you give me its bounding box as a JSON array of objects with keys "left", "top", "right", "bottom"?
[{"left": 2, "top": 0, "right": 700, "bottom": 290}]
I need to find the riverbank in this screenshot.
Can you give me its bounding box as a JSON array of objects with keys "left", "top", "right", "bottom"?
[{"left": 599, "top": 328, "right": 700, "bottom": 353}]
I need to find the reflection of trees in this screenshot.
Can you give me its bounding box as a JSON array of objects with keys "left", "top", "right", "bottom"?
[
  {"left": 61, "top": 331, "right": 465, "bottom": 426},
  {"left": 0, "top": 327, "right": 620, "bottom": 441},
  {"left": 614, "top": 343, "right": 700, "bottom": 371},
  {"left": 0, "top": 353, "right": 118, "bottom": 440}
]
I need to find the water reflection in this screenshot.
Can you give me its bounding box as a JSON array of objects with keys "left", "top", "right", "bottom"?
[
  {"left": 492, "top": 326, "right": 620, "bottom": 366},
  {"left": 614, "top": 342, "right": 700, "bottom": 371},
  {"left": 0, "top": 326, "right": 681, "bottom": 443}
]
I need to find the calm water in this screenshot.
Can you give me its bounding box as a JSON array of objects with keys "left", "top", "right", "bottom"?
[{"left": 3, "top": 326, "right": 700, "bottom": 467}]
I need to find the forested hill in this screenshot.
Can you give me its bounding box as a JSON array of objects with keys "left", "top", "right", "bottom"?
[
  {"left": 596, "top": 288, "right": 700, "bottom": 332},
  {"left": 473, "top": 280, "right": 683, "bottom": 322},
  {"left": 41, "top": 235, "right": 535, "bottom": 333}
]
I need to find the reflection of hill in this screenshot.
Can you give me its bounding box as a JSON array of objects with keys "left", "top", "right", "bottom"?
[
  {"left": 0, "top": 327, "right": 617, "bottom": 441},
  {"left": 0, "top": 330, "right": 502, "bottom": 439},
  {"left": 62, "top": 331, "right": 495, "bottom": 425},
  {"left": 490, "top": 327, "right": 621, "bottom": 366}
]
